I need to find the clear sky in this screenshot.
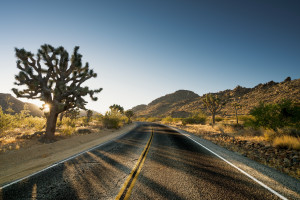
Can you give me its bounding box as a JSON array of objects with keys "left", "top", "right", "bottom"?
[{"left": 0, "top": 0, "right": 299, "bottom": 113}]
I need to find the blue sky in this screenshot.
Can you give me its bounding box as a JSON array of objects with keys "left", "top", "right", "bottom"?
[{"left": 0, "top": 0, "right": 299, "bottom": 113}]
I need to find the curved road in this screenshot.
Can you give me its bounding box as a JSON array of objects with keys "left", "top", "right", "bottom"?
[{"left": 0, "top": 123, "right": 289, "bottom": 199}]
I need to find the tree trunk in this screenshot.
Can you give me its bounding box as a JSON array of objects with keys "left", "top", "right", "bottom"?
[
  {"left": 45, "top": 107, "right": 58, "bottom": 141},
  {"left": 59, "top": 112, "right": 64, "bottom": 122},
  {"left": 212, "top": 112, "right": 216, "bottom": 126},
  {"left": 235, "top": 108, "right": 239, "bottom": 124}
]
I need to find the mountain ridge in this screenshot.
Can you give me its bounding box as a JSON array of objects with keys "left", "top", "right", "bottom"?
[
  {"left": 132, "top": 77, "right": 300, "bottom": 118},
  {"left": 0, "top": 93, "right": 43, "bottom": 117}
]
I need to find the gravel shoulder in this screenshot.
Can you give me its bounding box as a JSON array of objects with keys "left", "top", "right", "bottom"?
[
  {"left": 0, "top": 123, "right": 137, "bottom": 187},
  {"left": 168, "top": 125, "right": 300, "bottom": 200}
]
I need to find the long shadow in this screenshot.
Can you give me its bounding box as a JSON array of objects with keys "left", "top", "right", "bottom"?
[
  {"left": 141, "top": 125, "right": 281, "bottom": 199},
  {"left": 1, "top": 124, "right": 280, "bottom": 200},
  {"left": 0, "top": 124, "right": 166, "bottom": 199}
]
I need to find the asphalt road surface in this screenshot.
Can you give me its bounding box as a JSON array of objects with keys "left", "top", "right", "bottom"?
[{"left": 0, "top": 123, "right": 287, "bottom": 199}]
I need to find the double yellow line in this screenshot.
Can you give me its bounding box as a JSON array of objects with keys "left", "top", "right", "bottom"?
[{"left": 115, "top": 128, "right": 154, "bottom": 200}]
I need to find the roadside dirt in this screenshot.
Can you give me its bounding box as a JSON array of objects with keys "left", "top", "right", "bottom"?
[
  {"left": 0, "top": 123, "right": 136, "bottom": 186},
  {"left": 170, "top": 124, "right": 300, "bottom": 180}
]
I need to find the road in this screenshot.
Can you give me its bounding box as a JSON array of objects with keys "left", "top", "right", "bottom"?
[{"left": 0, "top": 123, "right": 288, "bottom": 199}]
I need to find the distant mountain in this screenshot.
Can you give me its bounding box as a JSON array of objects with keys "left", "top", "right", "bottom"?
[
  {"left": 132, "top": 90, "right": 199, "bottom": 117},
  {"left": 0, "top": 93, "right": 43, "bottom": 117},
  {"left": 132, "top": 77, "right": 300, "bottom": 118}
]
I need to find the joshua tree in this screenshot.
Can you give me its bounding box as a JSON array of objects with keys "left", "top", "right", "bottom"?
[
  {"left": 202, "top": 94, "right": 225, "bottom": 125},
  {"left": 66, "top": 108, "right": 80, "bottom": 120},
  {"left": 125, "top": 110, "right": 134, "bottom": 123},
  {"left": 12, "top": 44, "right": 102, "bottom": 141},
  {"left": 109, "top": 104, "right": 124, "bottom": 114},
  {"left": 232, "top": 101, "right": 241, "bottom": 124},
  {"left": 86, "top": 110, "right": 93, "bottom": 123}
]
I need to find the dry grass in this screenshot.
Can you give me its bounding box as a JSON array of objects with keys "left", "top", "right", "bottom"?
[{"left": 273, "top": 136, "right": 300, "bottom": 150}]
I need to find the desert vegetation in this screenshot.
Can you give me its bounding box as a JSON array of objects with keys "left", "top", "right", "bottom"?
[
  {"left": 12, "top": 44, "right": 102, "bottom": 141},
  {"left": 0, "top": 103, "right": 134, "bottom": 153},
  {"left": 136, "top": 98, "right": 299, "bottom": 179}
]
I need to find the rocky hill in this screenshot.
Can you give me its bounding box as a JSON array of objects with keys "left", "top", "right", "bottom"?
[
  {"left": 132, "top": 77, "right": 300, "bottom": 118},
  {"left": 0, "top": 93, "right": 43, "bottom": 117}
]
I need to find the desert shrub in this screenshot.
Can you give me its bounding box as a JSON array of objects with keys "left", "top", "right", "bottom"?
[
  {"left": 277, "top": 127, "right": 300, "bottom": 137},
  {"left": 182, "top": 120, "right": 187, "bottom": 126},
  {"left": 182, "top": 112, "right": 207, "bottom": 125},
  {"left": 162, "top": 116, "right": 173, "bottom": 124},
  {"left": 238, "top": 115, "right": 254, "bottom": 122},
  {"left": 172, "top": 118, "right": 182, "bottom": 123},
  {"left": 273, "top": 136, "right": 300, "bottom": 150},
  {"left": 135, "top": 117, "right": 147, "bottom": 122},
  {"left": 250, "top": 102, "right": 280, "bottom": 130},
  {"left": 215, "top": 116, "right": 223, "bottom": 122},
  {"left": 60, "top": 117, "right": 76, "bottom": 127},
  {"left": 60, "top": 125, "right": 76, "bottom": 135},
  {"left": 102, "top": 110, "right": 122, "bottom": 129},
  {"left": 76, "top": 117, "right": 88, "bottom": 126},
  {"left": 250, "top": 100, "right": 300, "bottom": 130},
  {"left": 22, "top": 116, "right": 45, "bottom": 130},
  {"left": 93, "top": 113, "right": 103, "bottom": 123},
  {"left": 221, "top": 123, "right": 244, "bottom": 133},
  {"left": 263, "top": 129, "right": 280, "bottom": 141},
  {"left": 147, "top": 117, "right": 160, "bottom": 122},
  {"left": 0, "top": 113, "right": 15, "bottom": 132}
]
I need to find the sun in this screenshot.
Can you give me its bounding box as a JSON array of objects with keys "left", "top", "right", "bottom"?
[{"left": 43, "top": 104, "right": 50, "bottom": 113}]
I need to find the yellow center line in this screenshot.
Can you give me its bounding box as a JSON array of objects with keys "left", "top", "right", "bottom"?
[{"left": 115, "top": 127, "right": 154, "bottom": 200}]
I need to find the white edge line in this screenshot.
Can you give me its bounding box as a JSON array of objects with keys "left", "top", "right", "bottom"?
[
  {"left": 0, "top": 125, "right": 136, "bottom": 190},
  {"left": 170, "top": 126, "right": 288, "bottom": 200}
]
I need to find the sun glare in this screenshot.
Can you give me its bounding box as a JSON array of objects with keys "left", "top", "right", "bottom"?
[{"left": 43, "top": 104, "right": 50, "bottom": 113}]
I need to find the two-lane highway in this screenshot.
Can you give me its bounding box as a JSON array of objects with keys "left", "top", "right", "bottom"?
[{"left": 0, "top": 123, "right": 286, "bottom": 199}]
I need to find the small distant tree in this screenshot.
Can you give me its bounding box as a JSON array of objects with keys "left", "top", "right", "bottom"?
[
  {"left": 86, "top": 110, "right": 93, "bottom": 123},
  {"left": 109, "top": 104, "right": 124, "bottom": 114},
  {"left": 202, "top": 94, "right": 225, "bottom": 125},
  {"left": 12, "top": 44, "right": 102, "bottom": 141},
  {"left": 232, "top": 101, "right": 241, "bottom": 124},
  {"left": 5, "top": 96, "right": 14, "bottom": 114},
  {"left": 125, "top": 110, "right": 134, "bottom": 123}
]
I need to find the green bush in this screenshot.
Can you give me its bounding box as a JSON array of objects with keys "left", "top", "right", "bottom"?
[
  {"left": 146, "top": 117, "right": 161, "bottom": 122},
  {"left": 250, "top": 100, "right": 300, "bottom": 130},
  {"left": 135, "top": 117, "right": 147, "bottom": 122},
  {"left": 182, "top": 112, "right": 207, "bottom": 125},
  {"left": 0, "top": 107, "right": 15, "bottom": 132},
  {"left": 172, "top": 118, "right": 182, "bottom": 123},
  {"left": 162, "top": 116, "right": 173, "bottom": 124},
  {"left": 61, "top": 125, "right": 76, "bottom": 135},
  {"left": 22, "top": 116, "right": 45, "bottom": 130},
  {"left": 102, "top": 110, "right": 122, "bottom": 129}
]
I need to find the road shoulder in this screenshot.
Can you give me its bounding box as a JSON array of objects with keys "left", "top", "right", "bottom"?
[
  {"left": 0, "top": 123, "right": 137, "bottom": 187},
  {"left": 167, "top": 124, "right": 300, "bottom": 200}
]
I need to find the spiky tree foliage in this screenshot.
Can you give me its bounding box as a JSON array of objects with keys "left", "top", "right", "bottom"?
[
  {"left": 109, "top": 104, "right": 124, "bottom": 114},
  {"left": 65, "top": 108, "right": 80, "bottom": 120},
  {"left": 125, "top": 110, "right": 134, "bottom": 123},
  {"left": 202, "top": 94, "right": 225, "bottom": 125},
  {"left": 12, "top": 44, "right": 102, "bottom": 141}
]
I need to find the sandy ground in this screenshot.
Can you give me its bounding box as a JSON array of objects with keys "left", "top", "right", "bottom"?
[{"left": 0, "top": 123, "right": 137, "bottom": 186}]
